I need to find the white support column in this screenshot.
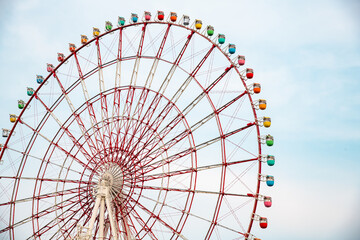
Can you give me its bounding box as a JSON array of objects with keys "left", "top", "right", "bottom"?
[
  {"left": 105, "top": 195, "right": 118, "bottom": 240},
  {"left": 99, "top": 198, "right": 105, "bottom": 240},
  {"left": 79, "top": 169, "right": 125, "bottom": 240},
  {"left": 86, "top": 197, "right": 101, "bottom": 237}
]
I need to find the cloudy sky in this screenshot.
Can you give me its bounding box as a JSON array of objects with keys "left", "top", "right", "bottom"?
[{"left": 0, "top": 0, "right": 359, "bottom": 239}]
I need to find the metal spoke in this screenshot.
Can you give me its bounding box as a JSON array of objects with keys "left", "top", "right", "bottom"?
[
  {"left": 52, "top": 72, "right": 100, "bottom": 158},
  {"left": 5, "top": 146, "right": 84, "bottom": 176},
  {"left": 0, "top": 190, "right": 86, "bottom": 234},
  {"left": 125, "top": 122, "right": 255, "bottom": 178},
  {"left": 19, "top": 118, "right": 94, "bottom": 171},
  {"left": 0, "top": 176, "right": 93, "bottom": 185},
  {"left": 31, "top": 192, "right": 92, "bottom": 239},
  {"left": 73, "top": 51, "right": 105, "bottom": 152},
  {"left": 127, "top": 195, "right": 187, "bottom": 240},
  {"left": 95, "top": 37, "right": 113, "bottom": 152},
  {"left": 124, "top": 157, "right": 258, "bottom": 182},
  {"left": 132, "top": 191, "right": 244, "bottom": 236},
  {"left": 0, "top": 186, "right": 87, "bottom": 207},
  {"left": 121, "top": 67, "right": 243, "bottom": 177},
  {"left": 124, "top": 184, "right": 251, "bottom": 198},
  {"left": 47, "top": 198, "right": 93, "bottom": 239},
  {"left": 119, "top": 40, "right": 214, "bottom": 172}
]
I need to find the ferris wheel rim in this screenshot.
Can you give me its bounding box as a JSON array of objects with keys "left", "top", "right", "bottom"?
[{"left": 0, "top": 17, "right": 267, "bottom": 239}]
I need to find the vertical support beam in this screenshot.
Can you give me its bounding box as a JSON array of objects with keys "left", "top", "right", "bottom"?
[
  {"left": 105, "top": 195, "right": 118, "bottom": 240},
  {"left": 86, "top": 197, "right": 101, "bottom": 237},
  {"left": 83, "top": 184, "right": 121, "bottom": 240},
  {"left": 99, "top": 198, "right": 105, "bottom": 240}
]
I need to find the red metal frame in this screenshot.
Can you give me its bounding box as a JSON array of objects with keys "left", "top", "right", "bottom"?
[{"left": 0, "top": 19, "right": 264, "bottom": 239}]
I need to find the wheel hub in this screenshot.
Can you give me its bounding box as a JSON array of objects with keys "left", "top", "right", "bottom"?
[{"left": 97, "top": 164, "right": 124, "bottom": 200}]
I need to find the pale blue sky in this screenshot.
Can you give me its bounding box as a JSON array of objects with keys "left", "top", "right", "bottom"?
[{"left": 0, "top": 0, "right": 359, "bottom": 239}]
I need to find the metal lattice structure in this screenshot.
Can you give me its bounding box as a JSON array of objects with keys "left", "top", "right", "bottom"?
[{"left": 0, "top": 11, "right": 275, "bottom": 240}]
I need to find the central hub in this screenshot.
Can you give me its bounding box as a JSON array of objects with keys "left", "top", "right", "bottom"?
[
  {"left": 97, "top": 164, "right": 124, "bottom": 200},
  {"left": 99, "top": 172, "right": 114, "bottom": 188}
]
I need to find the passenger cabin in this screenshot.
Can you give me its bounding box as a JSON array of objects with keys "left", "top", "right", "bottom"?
[
  {"left": 118, "top": 17, "right": 125, "bottom": 26},
  {"left": 144, "top": 11, "right": 151, "bottom": 21},
  {"left": 131, "top": 13, "right": 139, "bottom": 23},
  {"left": 195, "top": 19, "right": 202, "bottom": 30},
  {"left": 264, "top": 196, "right": 272, "bottom": 208},
  {"left": 218, "top": 34, "right": 225, "bottom": 44},
  {"left": 258, "top": 99, "right": 267, "bottom": 110},
  {"left": 10, "top": 114, "right": 17, "bottom": 123},
  {"left": 238, "top": 55, "right": 245, "bottom": 66},
  {"left": 253, "top": 83, "right": 261, "bottom": 94},
  {"left": 263, "top": 117, "right": 271, "bottom": 128},
  {"left": 265, "top": 134, "right": 274, "bottom": 146},
  {"left": 157, "top": 11, "right": 165, "bottom": 21},
  {"left": 2, "top": 129, "right": 10, "bottom": 138},
  {"left": 47, "top": 64, "right": 54, "bottom": 73},
  {"left": 207, "top": 25, "right": 214, "bottom": 36},
  {"left": 105, "top": 21, "right": 113, "bottom": 31},
  {"left": 228, "top": 44, "right": 236, "bottom": 54},
  {"left": 93, "top": 27, "right": 100, "bottom": 37},
  {"left": 36, "top": 75, "right": 44, "bottom": 84},
  {"left": 27, "top": 87, "right": 34, "bottom": 96},
  {"left": 266, "top": 175, "right": 274, "bottom": 187},
  {"left": 170, "top": 12, "right": 177, "bottom": 22},
  {"left": 266, "top": 155, "right": 275, "bottom": 166},
  {"left": 183, "top": 15, "right": 190, "bottom": 26},
  {"left": 246, "top": 68, "right": 254, "bottom": 79},
  {"left": 81, "top": 35, "right": 88, "bottom": 44},
  {"left": 259, "top": 217, "right": 268, "bottom": 229},
  {"left": 69, "top": 43, "right": 76, "bottom": 52},
  {"left": 57, "top": 53, "right": 65, "bottom": 62},
  {"left": 18, "top": 100, "right": 25, "bottom": 109}
]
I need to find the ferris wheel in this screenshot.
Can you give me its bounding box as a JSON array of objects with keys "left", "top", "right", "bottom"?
[{"left": 0, "top": 11, "right": 275, "bottom": 240}]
